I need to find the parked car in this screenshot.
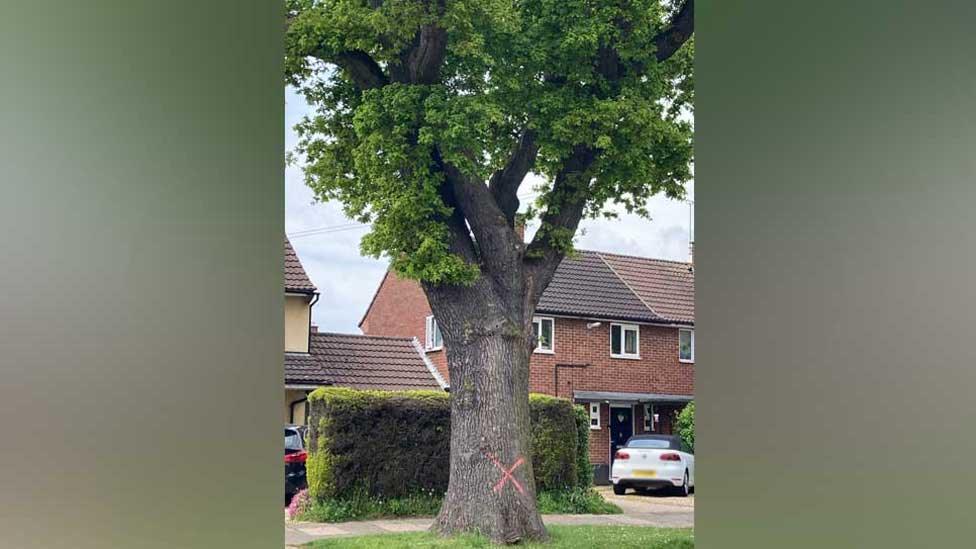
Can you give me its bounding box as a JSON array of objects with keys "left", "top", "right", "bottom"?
[
  {"left": 610, "top": 434, "right": 694, "bottom": 497},
  {"left": 285, "top": 425, "right": 308, "bottom": 503}
]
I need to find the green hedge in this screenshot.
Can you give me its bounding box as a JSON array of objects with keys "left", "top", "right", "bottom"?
[
  {"left": 675, "top": 401, "right": 695, "bottom": 453},
  {"left": 306, "top": 387, "right": 591, "bottom": 501}
]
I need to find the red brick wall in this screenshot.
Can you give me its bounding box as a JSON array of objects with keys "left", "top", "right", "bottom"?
[
  {"left": 359, "top": 271, "right": 448, "bottom": 379},
  {"left": 360, "top": 271, "right": 695, "bottom": 466},
  {"left": 527, "top": 317, "right": 694, "bottom": 397}
]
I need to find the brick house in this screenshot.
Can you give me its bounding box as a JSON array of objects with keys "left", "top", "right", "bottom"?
[
  {"left": 283, "top": 238, "right": 446, "bottom": 425},
  {"left": 359, "top": 249, "right": 694, "bottom": 482}
]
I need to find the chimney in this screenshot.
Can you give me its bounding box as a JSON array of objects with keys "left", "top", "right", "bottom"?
[{"left": 688, "top": 241, "right": 694, "bottom": 271}]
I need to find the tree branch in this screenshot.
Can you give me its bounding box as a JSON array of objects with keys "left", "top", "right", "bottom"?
[
  {"left": 435, "top": 181, "right": 480, "bottom": 265},
  {"left": 334, "top": 51, "right": 389, "bottom": 90},
  {"left": 653, "top": 0, "right": 694, "bottom": 62},
  {"left": 404, "top": 24, "right": 448, "bottom": 84},
  {"left": 442, "top": 161, "right": 516, "bottom": 261},
  {"left": 489, "top": 131, "right": 539, "bottom": 226},
  {"left": 523, "top": 145, "right": 597, "bottom": 304},
  {"left": 390, "top": 0, "right": 448, "bottom": 85}
]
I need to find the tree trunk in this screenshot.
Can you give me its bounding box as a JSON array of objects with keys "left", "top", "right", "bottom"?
[{"left": 426, "top": 280, "right": 548, "bottom": 544}]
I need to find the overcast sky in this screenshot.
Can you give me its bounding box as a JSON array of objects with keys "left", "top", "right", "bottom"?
[{"left": 285, "top": 88, "right": 694, "bottom": 333}]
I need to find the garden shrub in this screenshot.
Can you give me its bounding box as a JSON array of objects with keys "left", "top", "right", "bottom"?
[
  {"left": 307, "top": 387, "right": 451, "bottom": 500},
  {"left": 675, "top": 401, "right": 695, "bottom": 453},
  {"left": 306, "top": 387, "right": 592, "bottom": 502},
  {"left": 573, "top": 404, "right": 593, "bottom": 488},
  {"left": 537, "top": 487, "right": 622, "bottom": 515},
  {"left": 528, "top": 394, "right": 579, "bottom": 492}
]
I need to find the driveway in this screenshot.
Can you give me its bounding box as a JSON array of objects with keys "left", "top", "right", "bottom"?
[
  {"left": 285, "top": 488, "right": 693, "bottom": 547},
  {"left": 593, "top": 485, "right": 695, "bottom": 521}
]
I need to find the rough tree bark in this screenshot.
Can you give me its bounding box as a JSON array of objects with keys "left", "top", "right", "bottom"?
[{"left": 425, "top": 273, "right": 547, "bottom": 543}]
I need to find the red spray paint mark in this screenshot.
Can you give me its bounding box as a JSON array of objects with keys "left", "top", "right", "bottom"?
[{"left": 485, "top": 452, "right": 526, "bottom": 495}]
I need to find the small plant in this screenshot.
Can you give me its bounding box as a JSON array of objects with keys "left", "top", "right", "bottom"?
[
  {"left": 286, "top": 489, "right": 311, "bottom": 520},
  {"left": 297, "top": 490, "right": 443, "bottom": 523},
  {"left": 675, "top": 402, "right": 695, "bottom": 454},
  {"left": 536, "top": 487, "right": 622, "bottom": 515}
]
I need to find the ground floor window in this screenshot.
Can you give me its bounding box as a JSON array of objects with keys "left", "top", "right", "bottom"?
[{"left": 588, "top": 402, "right": 601, "bottom": 429}]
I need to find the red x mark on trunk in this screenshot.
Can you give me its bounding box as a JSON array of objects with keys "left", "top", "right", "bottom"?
[{"left": 485, "top": 452, "right": 526, "bottom": 495}]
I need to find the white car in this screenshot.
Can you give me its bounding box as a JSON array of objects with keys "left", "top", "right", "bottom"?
[{"left": 610, "top": 434, "right": 695, "bottom": 496}]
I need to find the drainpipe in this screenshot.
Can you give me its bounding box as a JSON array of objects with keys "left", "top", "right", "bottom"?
[
  {"left": 554, "top": 363, "right": 588, "bottom": 400},
  {"left": 306, "top": 291, "right": 319, "bottom": 352}
]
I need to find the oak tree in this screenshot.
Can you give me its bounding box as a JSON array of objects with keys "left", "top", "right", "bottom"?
[{"left": 285, "top": 0, "right": 693, "bottom": 542}]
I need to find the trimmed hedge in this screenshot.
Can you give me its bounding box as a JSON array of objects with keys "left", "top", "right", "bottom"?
[
  {"left": 306, "top": 387, "right": 591, "bottom": 501},
  {"left": 528, "top": 394, "right": 579, "bottom": 491},
  {"left": 306, "top": 388, "right": 450, "bottom": 500}
]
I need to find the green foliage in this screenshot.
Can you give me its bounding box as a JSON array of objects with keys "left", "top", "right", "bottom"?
[
  {"left": 573, "top": 405, "right": 593, "bottom": 487},
  {"left": 298, "top": 490, "right": 443, "bottom": 523},
  {"left": 528, "top": 394, "right": 580, "bottom": 491},
  {"left": 675, "top": 401, "right": 694, "bottom": 454},
  {"left": 536, "top": 488, "right": 621, "bottom": 515},
  {"left": 304, "top": 526, "right": 695, "bottom": 548},
  {"left": 298, "top": 488, "right": 618, "bottom": 523},
  {"left": 306, "top": 387, "right": 451, "bottom": 500},
  {"left": 285, "top": 0, "right": 694, "bottom": 283},
  {"left": 306, "top": 388, "right": 594, "bottom": 502}
]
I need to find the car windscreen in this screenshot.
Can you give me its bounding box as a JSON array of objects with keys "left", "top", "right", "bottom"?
[
  {"left": 627, "top": 439, "right": 674, "bottom": 449},
  {"left": 285, "top": 429, "right": 303, "bottom": 451}
]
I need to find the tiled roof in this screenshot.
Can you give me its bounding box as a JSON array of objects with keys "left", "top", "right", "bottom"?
[
  {"left": 284, "top": 237, "right": 316, "bottom": 293},
  {"left": 285, "top": 332, "right": 445, "bottom": 391},
  {"left": 537, "top": 251, "right": 694, "bottom": 325},
  {"left": 599, "top": 252, "right": 695, "bottom": 324}
]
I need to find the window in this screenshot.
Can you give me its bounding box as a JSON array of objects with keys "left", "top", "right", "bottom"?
[
  {"left": 644, "top": 405, "right": 652, "bottom": 431},
  {"left": 532, "top": 317, "right": 554, "bottom": 353},
  {"left": 679, "top": 328, "right": 694, "bottom": 362},
  {"left": 610, "top": 323, "right": 640, "bottom": 358},
  {"left": 627, "top": 437, "right": 681, "bottom": 450},
  {"left": 425, "top": 315, "right": 443, "bottom": 351},
  {"left": 588, "top": 403, "right": 601, "bottom": 430},
  {"left": 284, "top": 429, "right": 304, "bottom": 451}
]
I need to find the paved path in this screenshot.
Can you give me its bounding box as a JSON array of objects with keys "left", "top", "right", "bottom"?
[{"left": 285, "top": 488, "right": 693, "bottom": 547}]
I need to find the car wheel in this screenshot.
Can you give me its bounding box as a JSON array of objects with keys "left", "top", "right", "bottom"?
[
  {"left": 674, "top": 471, "right": 690, "bottom": 497},
  {"left": 613, "top": 483, "right": 627, "bottom": 495}
]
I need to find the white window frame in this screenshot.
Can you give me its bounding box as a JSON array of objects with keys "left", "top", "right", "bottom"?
[
  {"left": 588, "top": 402, "right": 601, "bottom": 430},
  {"left": 532, "top": 316, "right": 555, "bottom": 354},
  {"left": 424, "top": 315, "right": 443, "bottom": 351},
  {"left": 610, "top": 322, "right": 640, "bottom": 359},
  {"left": 678, "top": 328, "right": 695, "bottom": 363},
  {"left": 644, "top": 404, "right": 652, "bottom": 432}
]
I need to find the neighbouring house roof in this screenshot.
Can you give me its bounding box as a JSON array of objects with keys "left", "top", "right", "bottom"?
[
  {"left": 538, "top": 250, "right": 694, "bottom": 325},
  {"left": 285, "top": 332, "right": 447, "bottom": 391},
  {"left": 573, "top": 390, "right": 694, "bottom": 404},
  {"left": 284, "top": 237, "right": 317, "bottom": 294}
]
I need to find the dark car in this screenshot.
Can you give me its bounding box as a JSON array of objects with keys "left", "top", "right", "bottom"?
[{"left": 285, "top": 425, "right": 308, "bottom": 504}]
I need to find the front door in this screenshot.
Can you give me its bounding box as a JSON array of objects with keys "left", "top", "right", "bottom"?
[{"left": 609, "top": 406, "right": 634, "bottom": 465}]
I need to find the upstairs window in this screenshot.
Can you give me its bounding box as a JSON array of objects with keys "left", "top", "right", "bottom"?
[
  {"left": 610, "top": 323, "right": 640, "bottom": 359},
  {"left": 532, "top": 317, "right": 554, "bottom": 353},
  {"left": 425, "top": 315, "right": 443, "bottom": 351},
  {"left": 679, "top": 328, "right": 694, "bottom": 363}
]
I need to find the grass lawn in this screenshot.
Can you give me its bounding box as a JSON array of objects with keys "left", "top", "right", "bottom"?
[
  {"left": 297, "top": 489, "right": 620, "bottom": 523},
  {"left": 304, "top": 525, "right": 693, "bottom": 548}
]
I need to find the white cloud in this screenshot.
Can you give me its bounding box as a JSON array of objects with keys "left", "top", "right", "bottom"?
[{"left": 285, "top": 89, "right": 693, "bottom": 333}]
